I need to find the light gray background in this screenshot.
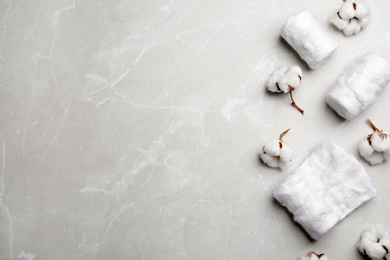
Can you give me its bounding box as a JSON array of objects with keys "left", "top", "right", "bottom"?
[{"left": 1, "top": 0, "right": 390, "bottom": 259}]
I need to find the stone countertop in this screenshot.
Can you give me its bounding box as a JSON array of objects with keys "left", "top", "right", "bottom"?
[{"left": 1, "top": 0, "right": 390, "bottom": 259}]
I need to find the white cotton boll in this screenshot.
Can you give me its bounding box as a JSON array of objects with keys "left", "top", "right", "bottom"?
[
  {"left": 330, "top": 14, "right": 349, "bottom": 30},
  {"left": 359, "top": 17, "right": 369, "bottom": 28},
  {"left": 339, "top": 2, "right": 356, "bottom": 20},
  {"left": 263, "top": 139, "right": 281, "bottom": 156},
  {"left": 358, "top": 229, "right": 390, "bottom": 260},
  {"left": 331, "top": 0, "right": 369, "bottom": 36},
  {"left": 343, "top": 19, "right": 361, "bottom": 36},
  {"left": 265, "top": 66, "right": 302, "bottom": 94},
  {"left": 359, "top": 138, "right": 374, "bottom": 158},
  {"left": 370, "top": 133, "right": 390, "bottom": 152},
  {"left": 365, "top": 151, "right": 385, "bottom": 165},
  {"left": 299, "top": 252, "right": 329, "bottom": 260}
]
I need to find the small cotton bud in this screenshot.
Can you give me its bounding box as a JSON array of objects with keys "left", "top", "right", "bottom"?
[
  {"left": 358, "top": 229, "right": 390, "bottom": 260},
  {"left": 260, "top": 129, "right": 293, "bottom": 170},
  {"left": 359, "top": 120, "right": 390, "bottom": 165},
  {"left": 330, "top": 0, "right": 369, "bottom": 36},
  {"left": 265, "top": 66, "right": 304, "bottom": 114},
  {"left": 299, "top": 251, "right": 329, "bottom": 260}
]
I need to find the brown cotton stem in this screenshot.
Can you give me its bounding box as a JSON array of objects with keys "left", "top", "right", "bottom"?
[
  {"left": 288, "top": 88, "right": 304, "bottom": 115},
  {"left": 279, "top": 128, "right": 290, "bottom": 141},
  {"left": 367, "top": 119, "right": 381, "bottom": 132}
]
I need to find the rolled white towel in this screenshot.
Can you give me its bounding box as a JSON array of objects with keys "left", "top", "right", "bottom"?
[
  {"left": 299, "top": 251, "right": 330, "bottom": 260},
  {"left": 274, "top": 141, "right": 376, "bottom": 240},
  {"left": 357, "top": 229, "right": 390, "bottom": 260},
  {"left": 281, "top": 10, "right": 339, "bottom": 70},
  {"left": 330, "top": 0, "right": 369, "bottom": 36},
  {"left": 326, "top": 52, "right": 390, "bottom": 120}
]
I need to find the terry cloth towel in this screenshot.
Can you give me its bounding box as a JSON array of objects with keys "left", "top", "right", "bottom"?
[
  {"left": 281, "top": 10, "right": 339, "bottom": 69},
  {"left": 326, "top": 52, "right": 390, "bottom": 120},
  {"left": 274, "top": 141, "right": 376, "bottom": 240}
]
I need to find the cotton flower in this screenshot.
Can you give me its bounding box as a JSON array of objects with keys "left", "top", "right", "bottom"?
[
  {"left": 299, "top": 251, "right": 330, "bottom": 260},
  {"left": 359, "top": 119, "right": 390, "bottom": 165},
  {"left": 260, "top": 128, "right": 293, "bottom": 170},
  {"left": 265, "top": 66, "right": 304, "bottom": 114},
  {"left": 358, "top": 229, "right": 390, "bottom": 260},
  {"left": 330, "top": 0, "right": 369, "bottom": 36}
]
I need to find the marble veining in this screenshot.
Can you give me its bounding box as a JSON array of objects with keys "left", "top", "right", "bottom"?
[{"left": 1, "top": 0, "right": 390, "bottom": 259}]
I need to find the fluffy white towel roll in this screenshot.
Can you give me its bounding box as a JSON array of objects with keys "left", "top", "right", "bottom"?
[
  {"left": 281, "top": 10, "right": 339, "bottom": 70},
  {"left": 326, "top": 52, "right": 390, "bottom": 120},
  {"left": 274, "top": 141, "right": 376, "bottom": 240}
]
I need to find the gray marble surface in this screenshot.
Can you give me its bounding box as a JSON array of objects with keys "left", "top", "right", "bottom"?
[{"left": 1, "top": 0, "right": 390, "bottom": 259}]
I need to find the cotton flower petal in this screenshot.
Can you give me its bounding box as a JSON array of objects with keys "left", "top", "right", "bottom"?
[
  {"left": 279, "top": 143, "right": 293, "bottom": 163},
  {"left": 359, "top": 138, "right": 375, "bottom": 158},
  {"left": 371, "top": 132, "right": 390, "bottom": 152},
  {"left": 263, "top": 139, "right": 281, "bottom": 156},
  {"left": 276, "top": 80, "right": 290, "bottom": 93},
  {"left": 330, "top": 13, "right": 349, "bottom": 30},
  {"left": 339, "top": 2, "right": 356, "bottom": 20},
  {"left": 260, "top": 153, "right": 279, "bottom": 168},
  {"left": 343, "top": 18, "right": 361, "bottom": 36},
  {"left": 365, "top": 151, "right": 385, "bottom": 165},
  {"left": 355, "top": 0, "right": 369, "bottom": 19},
  {"left": 265, "top": 67, "right": 289, "bottom": 93}
]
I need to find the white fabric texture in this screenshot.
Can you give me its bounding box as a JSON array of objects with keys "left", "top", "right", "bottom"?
[
  {"left": 358, "top": 229, "right": 390, "bottom": 260},
  {"left": 274, "top": 141, "right": 376, "bottom": 240},
  {"left": 281, "top": 10, "right": 339, "bottom": 69},
  {"left": 299, "top": 251, "right": 330, "bottom": 260},
  {"left": 330, "top": 0, "right": 369, "bottom": 36},
  {"left": 326, "top": 52, "right": 390, "bottom": 120}
]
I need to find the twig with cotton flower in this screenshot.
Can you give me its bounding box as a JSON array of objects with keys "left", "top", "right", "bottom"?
[
  {"left": 357, "top": 229, "right": 390, "bottom": 260},
  {"left": 265, "top": 65, "right": 304, "bottom": 115},
  {"left": 330, "top": 0, "right": 369, "bottom": 36},
  {"left": 359, "top": 119, "right": 390, "bottom": 165},
  {"left": 260, "top": 128, "right": 293, "bottom": 169},
  {"left": 299, "top": 251, "right": 330, "bottom": 260}
]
